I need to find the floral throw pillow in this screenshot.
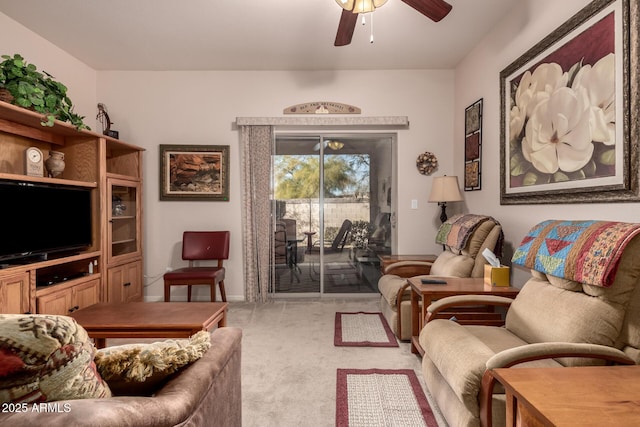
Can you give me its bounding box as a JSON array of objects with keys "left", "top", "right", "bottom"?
[{"left": 0, "top": 314, "right": 111, "bottom": 403}]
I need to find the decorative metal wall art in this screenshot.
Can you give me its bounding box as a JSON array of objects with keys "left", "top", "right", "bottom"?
[{"left": 464, "top": 98, "right": 482, "bottom": 191}]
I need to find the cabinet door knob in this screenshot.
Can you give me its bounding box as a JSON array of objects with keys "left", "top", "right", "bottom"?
[
  {"left": 123, "top": 282, "right": 131, "bottom": 287},
  {"left": 68, "top": 305, "right": 80, "bottom": 312}
]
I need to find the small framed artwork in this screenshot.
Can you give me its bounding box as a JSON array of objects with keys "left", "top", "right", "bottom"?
[
  {"left": 500, "top": 0, "right": 639, "bottom": 204},
  {"left": 464, "top": 98, "right": 482, "bottom": 191},
  {"left": 159, "top": 144, "right": 230, "bottom": 201}
]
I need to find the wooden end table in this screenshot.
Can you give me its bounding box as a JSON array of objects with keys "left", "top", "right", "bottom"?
[
  {"left": 409, "top": 277, "right": 519, "bottom": 354},
  {"left": 69, "top": 301, "right": 228, "bottom": 348},
  {"left": 492, "top": 366, "right": 640, "bottom": 426}
]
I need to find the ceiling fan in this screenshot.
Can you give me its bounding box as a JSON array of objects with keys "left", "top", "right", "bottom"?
[{"left": 334, "top": 0, "right": 453, "bottom": 46}]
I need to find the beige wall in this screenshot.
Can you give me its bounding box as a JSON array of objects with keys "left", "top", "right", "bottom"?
[
  {"left": 3, "top": 0, "right": 637, "bottom": 299},
  {"left": 95, "top": 70, "right": 455, "bottom": 300},
  {"left": 0, "top": 13, "right": 97, "bottom": 123},
  {"left": 453, "top": 0, "right": 640, "bottom": 285}
]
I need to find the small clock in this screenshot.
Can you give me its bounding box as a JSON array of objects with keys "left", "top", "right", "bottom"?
[{"left": 25, "top": 146, "right": 44, "bottom": 177}]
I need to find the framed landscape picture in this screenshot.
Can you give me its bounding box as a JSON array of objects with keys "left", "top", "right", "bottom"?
[
  {"left": 499, "top": 0, "right": 639, "bottom": 204},
  {"left": 159, "top": 144, "right": 230, "bottom": 201}
]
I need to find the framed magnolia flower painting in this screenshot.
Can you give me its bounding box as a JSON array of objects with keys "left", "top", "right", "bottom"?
[{"left": 500, "top": 0, "right": 639, "bottom": 204}]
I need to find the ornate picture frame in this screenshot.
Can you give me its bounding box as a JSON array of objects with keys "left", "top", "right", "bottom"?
[
  {"left": 159, "top": 144, "right": 230, "bottom": 201},
  {"left": 464, "top": 98, "right": 482, "bottom": 191},
  {"left": 500, "top": 0, "right": 639, "bottom": 204}
]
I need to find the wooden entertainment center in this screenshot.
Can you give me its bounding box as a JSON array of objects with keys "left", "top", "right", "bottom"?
[{"left": 0, "top": 101, "right": 144, "bottom": 314}]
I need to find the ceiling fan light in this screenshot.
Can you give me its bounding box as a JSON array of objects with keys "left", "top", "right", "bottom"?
[
  {"left": 335, "top": 0, "right": 388, "bottom": 13},
  {"left": 327, "top": 140, "right": 345, "bottom": 150}
]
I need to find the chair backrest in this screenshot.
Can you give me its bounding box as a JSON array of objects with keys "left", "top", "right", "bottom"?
[
  {"left": 273, "top": 222, "right": 288, "bottom": 264},
  {"left": 280, "top": 218, "right": 297, "bottom": 240},
  {"left": 182, "top": 231, "right": 230, "bottom": 261},
  {"left": 430, "top": 217, "right": 503, "bottom": 278},
  {"left": 331, "top": 219, "right": 352, "bottom": 252}
]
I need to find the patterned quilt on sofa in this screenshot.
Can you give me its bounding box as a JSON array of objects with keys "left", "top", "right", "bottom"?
[{"left": 512, "top": 220, "right": 640, "bottom": 287}]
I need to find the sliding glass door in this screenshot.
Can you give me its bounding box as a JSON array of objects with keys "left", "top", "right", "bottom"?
[{"left": 272, "top": 133, "right": 395, "bottom": 296}]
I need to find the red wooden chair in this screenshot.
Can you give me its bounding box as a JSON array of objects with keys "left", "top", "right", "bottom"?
[{"left": 163, "top": 231, "right": 230, "bottom": 302}]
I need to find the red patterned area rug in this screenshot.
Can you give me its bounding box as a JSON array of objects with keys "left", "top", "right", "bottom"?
[
  {"left": 336, "top": 369, "right": 438, "bottom": 427},
  {"left": 334, "top": 312, "right": 398, "bottom": 347}
]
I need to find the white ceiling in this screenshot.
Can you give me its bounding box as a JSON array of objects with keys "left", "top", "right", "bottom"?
[{"left": 0, "top": 0, "right": 518, "bottom": 71}]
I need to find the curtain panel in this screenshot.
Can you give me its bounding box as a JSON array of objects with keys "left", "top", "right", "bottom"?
[{"left": 239, "top": 125, "right": 273, "bottom": 302}]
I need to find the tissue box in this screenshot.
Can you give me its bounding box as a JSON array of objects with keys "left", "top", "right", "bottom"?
[{"left": 484, "top": 264, "right": 510, "bottom": 287}]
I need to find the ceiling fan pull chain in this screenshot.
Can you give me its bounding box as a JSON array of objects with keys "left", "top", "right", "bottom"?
[{"left": 370, "top": 12, "right": 374, "bottom": 43}]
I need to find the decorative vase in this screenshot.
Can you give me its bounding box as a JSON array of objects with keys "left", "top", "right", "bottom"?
[{"left": 45, "top": 150, "right": 65, "bottom": 178}]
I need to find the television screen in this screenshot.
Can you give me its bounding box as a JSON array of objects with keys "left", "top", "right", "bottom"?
[{"left": 0, "top": 180, "right": 92, "bottom": 263}]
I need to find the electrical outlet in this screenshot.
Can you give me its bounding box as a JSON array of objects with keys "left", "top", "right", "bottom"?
[{"left": 411, "top": 199, "right": 418, "bottom": 209}]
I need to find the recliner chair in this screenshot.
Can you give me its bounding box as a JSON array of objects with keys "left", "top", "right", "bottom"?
[
  {"left": 419, "top": 220, "right": 640, "bottom": 427},
  {"left": 378, "top": 214, "right": 503, "bottom": 340}
]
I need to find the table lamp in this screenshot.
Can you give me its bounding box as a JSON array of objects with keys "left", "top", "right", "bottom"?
[{"left": 428, "top": 175, "right": 463, "bottom": 223}]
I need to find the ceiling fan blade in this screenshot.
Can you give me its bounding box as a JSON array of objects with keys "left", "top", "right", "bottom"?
[
  {"left": 401, "top": 0, "right": 452, "bottom": 22},
  {"left": 334, "top": 9, "right": 358, "bottom": 46}
]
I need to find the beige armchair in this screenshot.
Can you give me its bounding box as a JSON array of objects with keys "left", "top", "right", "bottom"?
[
  {"left": 378, "top": 214, "right": 503, "bottom": 340},
  {"left": 419, "top": 220, "right": 640, "bottom": 427}
]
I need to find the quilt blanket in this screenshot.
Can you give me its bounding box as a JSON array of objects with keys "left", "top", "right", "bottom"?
[
  {"left": 512, "top": 220, "right": 640, "bottom": 287},
  {"left": 435, "top": 214, "right": 503, "bottom": 256}
]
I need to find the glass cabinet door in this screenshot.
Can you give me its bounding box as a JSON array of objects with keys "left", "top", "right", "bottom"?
[{"left": 108, "top": 178, "right": 141, "bottom": 263}]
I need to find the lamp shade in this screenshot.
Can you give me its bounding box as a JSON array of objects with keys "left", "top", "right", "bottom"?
[
  {"left": 335, "top": 0, "right": 388, "bottom": 13},
  {"left": 428, "top": 176, "right": 463, "bottom": 203}
]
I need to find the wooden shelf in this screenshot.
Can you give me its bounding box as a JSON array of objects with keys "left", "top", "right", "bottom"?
[
  {"left": 0, "top": 172, "right": 97, "bottom": 188},
  {"left": 113, "top": 238, "right": 136, "bottom": 245},
  {"left": 0, "top": 251, "right": 101, "bottom": 275},
  {"left": 35, "top": 273, "right": 102, "bottom": 296},
  {"left": 0, "top": 101, "right": 122, "bottom": 143}
]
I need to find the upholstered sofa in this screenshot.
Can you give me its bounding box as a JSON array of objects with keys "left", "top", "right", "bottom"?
[
  {"left": 420, "top": 220, "right": 640, "bottom": 427},
  {"left": 378, "top": 214, "right": 503, "bottom": 340},
  {"left": 0, "top": 317, "right": 242, "bottom": 427}
]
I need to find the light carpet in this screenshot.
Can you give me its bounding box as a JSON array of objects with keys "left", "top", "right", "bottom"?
[
  {"left": 334, "top": 312, "right": 398, "bottom": 347},
  {"left": 227, "top": 297, "right": 448, "bottom": 427},
  {"left": 336, "top": 368, "right": 438, "bottom": 427}
]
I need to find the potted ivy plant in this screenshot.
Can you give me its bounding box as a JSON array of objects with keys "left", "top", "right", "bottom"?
[{"left": 0, "top": 54, "right": 89, "bottom": 130}]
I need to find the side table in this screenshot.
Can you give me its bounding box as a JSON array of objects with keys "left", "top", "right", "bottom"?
[
  {"left": 408, "top": 277, "right": 519, "bottom": 354},
  {"left": 492, "top": 366, "right": 640, "bottom": 426}
]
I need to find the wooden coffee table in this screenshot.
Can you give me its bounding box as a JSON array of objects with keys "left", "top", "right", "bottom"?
[
  {"left": 409, "top": 277, "right": 519, "bottom": 354},
  {"left": 69, "top": 302, "right": 228, "bottom": 348}
]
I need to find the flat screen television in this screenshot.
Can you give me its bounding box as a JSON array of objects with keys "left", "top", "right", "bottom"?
[{"left": 0, "top": 180, "right": 92, "bottom": 264}]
